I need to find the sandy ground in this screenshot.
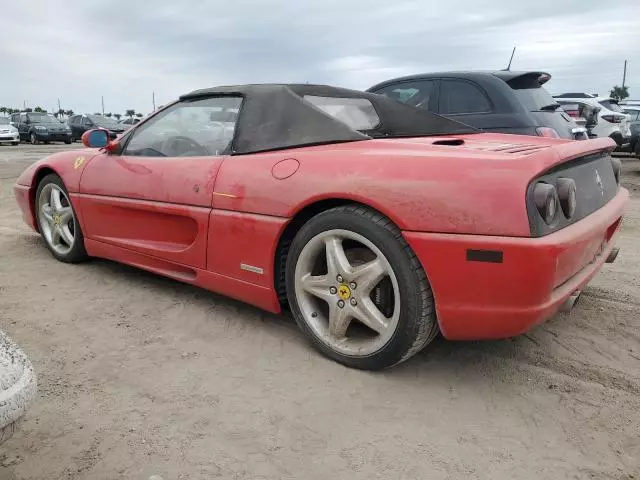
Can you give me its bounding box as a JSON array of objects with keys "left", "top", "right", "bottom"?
[{"left": 0, "top": 144, "right": 639, "bottom": 480}]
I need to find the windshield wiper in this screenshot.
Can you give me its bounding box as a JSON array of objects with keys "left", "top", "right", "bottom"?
[{"left": 539, "top": 103, "right": 562, "bottom": 111}]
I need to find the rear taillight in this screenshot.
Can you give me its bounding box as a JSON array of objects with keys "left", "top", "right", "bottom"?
[
  {"left": 601, "top": 115, "right": 623, "bottom": 123},
  {"left": 564, "top": 109, "right": 580, "bottom": 118},
  {"left": 533, "top": 183, "right": 559, "bottom": 225},
  {"left": 536, "top": 127, "right": 560, "bottom": 138}
]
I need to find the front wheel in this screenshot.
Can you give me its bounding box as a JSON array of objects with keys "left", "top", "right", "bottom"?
[
  {"left": 11, "top": 142, "right": 19, "bottom": 146},
  {"left": 35, "top": 174, "right": 88, "bottom": 263},
  {"left": 286, "top": 205, "right": 438, "bottom": 370},
  {"left": 64, "top": 139, "right": 72, "bottom": 144},
  {"left": 30, "top": 133, "right": 39, "bottom": 145}
]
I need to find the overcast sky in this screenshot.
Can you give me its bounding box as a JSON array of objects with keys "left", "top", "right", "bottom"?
[{"left": 2, "top": 0, "right": 639, "bottom": 115}]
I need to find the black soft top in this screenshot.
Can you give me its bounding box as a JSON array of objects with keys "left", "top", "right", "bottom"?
[{"left": 180, "top": 84, "right": 476, "bottom": 155}]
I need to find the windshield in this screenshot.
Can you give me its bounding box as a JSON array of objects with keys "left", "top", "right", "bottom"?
[
  {"left": 28, "top": 114, "right": 59, "bottom": 124},
  {"left": 88, "top": 115, "right": 122, "bottom": 128},
  {"left": 303, "top": 95, "right": 380, "bottom": 130},
  {"left": 599, "top": 100, "right": 624, "bottom": 113},
  {"left": 0, "top": 117, "right": 9, "bottom": 125}
]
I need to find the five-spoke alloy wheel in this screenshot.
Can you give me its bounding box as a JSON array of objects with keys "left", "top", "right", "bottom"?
[
  {"left": 286, "top": 205, "right": 438, "bottom": 370},
  {"left": 35, "top": 174, "right": 88, "bottom": 263}
]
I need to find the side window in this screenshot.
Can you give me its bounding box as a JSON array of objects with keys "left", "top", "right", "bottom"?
[
  {"left": 123, "top": 96, "right": 242, "bottom": 157},
  {"left": 375, "top": 80, "right": 435, "bottom": 109},
  {"left": 81, "top": 117, "right": 93, "bottom": 127},
  {"left": 439, "top": 80, "right": 491, "bottom": 115},
  {"left": 21, "top": 114, "right": 28, "bottom": 123}
]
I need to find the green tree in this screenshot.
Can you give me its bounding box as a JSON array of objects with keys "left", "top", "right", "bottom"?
[
  {"left": 609, "top": 85, "right": 630, "bottom": 101},
  {"left": 114, "top": 113, "right": 122, "bottom": 120},
  {"left": 135, "top": 113, "right": 143, "bottom": 118},
  {"left": 65, "top": 109, "right": 74, "bottom": 117},
  {"left": 25, "top": 108, "right": 33, "bottom": 113},
  {"left": 34, "top": 106, "right": 45, "bottom": 113},
  {"left": 126, "top": 109, "right": 135, "bottom": 118},
  {"left": 58, "top": 108, "right": 66, "bottom": 118},
  {"left": 105, "top": 112, "right": 112, "bottom": 117},
  {"left": 0, "top": 107, "right": 6, "bottom": 116}
]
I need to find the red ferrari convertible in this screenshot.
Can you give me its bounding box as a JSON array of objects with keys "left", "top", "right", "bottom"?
[{"left": 14, "top": 84, "right": 628, "bottom": 370}]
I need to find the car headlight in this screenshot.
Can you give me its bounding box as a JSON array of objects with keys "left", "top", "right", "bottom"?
[
  {"left": 556, "top": 178, "right": 577, "bottom": 219},
  {"left": 9, "top": 126, "right": 18, "bottom": 133},
  {"left": 34, "top": 125, "right": 47, "bottom": 131},
  {"left": 533, "top": 182, "right": 559, "bottom": 225},
  {"left": 611, "top": 158, "right": 621, "bottom": 185}
]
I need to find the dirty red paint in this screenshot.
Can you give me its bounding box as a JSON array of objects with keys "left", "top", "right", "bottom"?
[{"left": 13, "top": 133, "right": 628, "bottom": 339}]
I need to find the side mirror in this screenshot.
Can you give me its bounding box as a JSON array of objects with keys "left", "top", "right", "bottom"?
[{"left": 82, "top": 129, "right": 109, "bottom": 148}]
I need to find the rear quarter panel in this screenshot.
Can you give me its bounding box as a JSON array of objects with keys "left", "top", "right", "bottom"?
[{"left": 213, "top": 135, "right": 571, "bottom": 237}]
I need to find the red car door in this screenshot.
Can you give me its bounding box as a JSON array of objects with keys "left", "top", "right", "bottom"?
[{"left": 78, "top": 96, "right": 242, "bottom": 269}]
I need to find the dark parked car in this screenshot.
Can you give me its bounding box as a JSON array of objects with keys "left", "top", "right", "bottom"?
[
  {"left": 10, "top": 112, "right": 72, "bottom": 144},
  {"left": 68, "top": 114, "right": 125, "bottom": 141},
  {"left": 368, "top": 71, "right": 587, "bottom": 140},
  {"left": 622, "top": 106, "right": 640, "bottom": 156}
]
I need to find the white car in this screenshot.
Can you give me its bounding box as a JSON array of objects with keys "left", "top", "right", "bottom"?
[
  {"left": 0, "top": 117, "right": 20, "bottom": 145},
  {"left": 554, "top": 94, "right": 631, "bottom": 148}
]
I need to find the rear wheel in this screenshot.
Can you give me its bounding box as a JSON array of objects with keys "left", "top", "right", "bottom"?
[
  {"left": 286, "top": 205, "right": 438, "bottom": 370},
  {"left": 35, "top": 174, "right": 88, "bottom": 263}
]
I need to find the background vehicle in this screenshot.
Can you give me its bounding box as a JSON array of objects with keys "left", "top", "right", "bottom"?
[
  {"left": 554, "top": 95, "right": 632, "bottom": 148},
  {"left": 14, "top": 84, "right": 626, "bottom": 370},
  {"left": 0, "top": 330, "right": 37, "bottom": 445},
  {"left": 10, "top": 112, "right": 72, "bottom": 144},
  {"left": 368, "top": 71, "right": 588, "bottom": 140},
  {"left": 0, "top": 116, "right": 20, "bottom": 145},
  {"left": 621, "top": 105, "right": 640, "bottom": 155},
  {"left": 558, "top": 102, "right": 601, "bottom": 138},
  {"left": 119, "top": 117, "right": 141, "bottom": 127},
  {"left": 68, "top": 114, "right": 125, "bottom": 141}
]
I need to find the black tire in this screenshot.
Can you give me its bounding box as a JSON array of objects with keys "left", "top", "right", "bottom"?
[
  {"left": 64, "top": 139, "right": 72, "bottom": 144},
  {"left": 30, "top": 132, "right": 39, "bottom": 145},
  {"left": 11, "top": 142, "right": 19, "bottom": 146},
  {"left": 35, "top": 174, "right": 89, "bottom": 263},
  {"left": 285, "top": 204, "right": 438, "bottom": 370}
]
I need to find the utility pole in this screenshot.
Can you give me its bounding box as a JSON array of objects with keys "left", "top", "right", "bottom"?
[
  {"left": 101, "top": 96, "right": 105, "bottom": 115},
  {"left": 622, "top": 60, "right": 627, "bottom": 88},
  {"left": 506, "top": 47, "right": 516, "bottom": 71},
  {"left": 152, "top": 91, "right": 156, "bottom": 111},
  {"left": 58, "top": 98, "right": 61, "bottom": 112}
]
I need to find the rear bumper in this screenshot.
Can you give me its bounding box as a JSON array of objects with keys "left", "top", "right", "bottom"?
[{"left": 404, "top": 187, "right": 629, "bottom": 340}]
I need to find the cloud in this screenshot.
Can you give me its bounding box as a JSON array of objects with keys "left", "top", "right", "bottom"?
[{"left": 1, "top": 0, "right": 638, "bottom": 115}]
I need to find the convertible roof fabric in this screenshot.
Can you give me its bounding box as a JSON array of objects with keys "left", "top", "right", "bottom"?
[{"left": 181, "top": 84, "right": 477, "bottom": 155}]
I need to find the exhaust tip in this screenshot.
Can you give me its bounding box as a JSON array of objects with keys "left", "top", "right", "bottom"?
[
  {"left": 606, "top": 247, "right": 619, "bottom": 264},
  {"left": 560, "top": 290, "right": 582, "bottom": 314}
]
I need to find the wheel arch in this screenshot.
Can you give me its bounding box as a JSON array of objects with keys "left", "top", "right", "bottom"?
[
  {"left": 273, "top": 196, "right": 404, "bottom": 310},
  {"left": 29, "top": 167, "right": 60, "bottom": 232}
]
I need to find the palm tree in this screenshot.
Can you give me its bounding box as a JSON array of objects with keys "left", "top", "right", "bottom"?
[
  {"left": 0, "top": 107, "right": 6, "bottom": 117},
  {"left": 58, "top": 108, "right": 66, "bottom": 119},
  {"left": 125, "top": 109, "right": 135, "bottom": 119},
  {"left": 25, "top": 108, "right": 33, "bottom": 113},
  {"left": 105, "top": 112, "right": 112, "bottom": 117},
  {"left": 135, "top": 113, "right": 143, "bottom": 118},
  {"left": 65, "top": 109, "right": 74, "bottom": 117},
  {"left": 114, "top": 113, "right": 122, "bottom": 120},
  {"left": 609, "top": 85, "right": 629, "bottom": 102},
  {"left": 34, "top": 106, "right": 45, "bottom": 113}
]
